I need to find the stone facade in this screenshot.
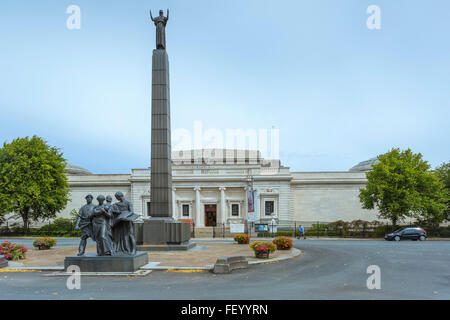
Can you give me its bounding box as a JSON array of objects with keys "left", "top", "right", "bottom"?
[
  {"left": 49, "top": 149, "right": 382, "bottom": 227},
  {"left": 290, "top": 172, "right": 380, "bottom": 223}
]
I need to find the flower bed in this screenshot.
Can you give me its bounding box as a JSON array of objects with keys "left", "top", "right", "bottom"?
[
  {"left": 272, "top": 236, "right": 293, "bottom": 250},
  {"left": 234, "top": 233, "right": 250, "bottom": 244},
  {"left": 33, "top": 237, "right": 57, "bottom": 250},
  {"left": 0, "top": 241, "right": 28, "bottom": 260},
  {"left": 250, "top": 240, "right": 276, "bottom": 259}
]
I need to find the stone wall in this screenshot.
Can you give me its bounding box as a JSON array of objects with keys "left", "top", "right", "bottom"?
[{"left": 289, "top": 172, "right": 380, "bottom": 223}]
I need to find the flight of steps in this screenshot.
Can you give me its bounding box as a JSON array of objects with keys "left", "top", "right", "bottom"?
[{"left": 193, "top": 227, "right": 236, "bottom": 238}]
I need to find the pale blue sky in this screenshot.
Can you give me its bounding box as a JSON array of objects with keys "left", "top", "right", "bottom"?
[{"left": 0, "top": 0, "right": 449, "bottom": 173}]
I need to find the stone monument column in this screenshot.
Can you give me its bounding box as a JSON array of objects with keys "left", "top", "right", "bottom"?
[
  {"left": 150, "top": 47, "right": 172, "bottom": 218},
  {"left": 243, "top": 186, "right": 249, "bottom": 222},
  {"left": 136, "top": 9, "right": 194, "bottom": 251}
]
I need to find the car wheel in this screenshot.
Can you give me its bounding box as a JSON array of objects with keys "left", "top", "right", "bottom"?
[
  {"left": 394, "top": 236, "right": 400, "bottom": 241},
  {"left": 419, "top": 235, "right": 426, "bottom": 241}
]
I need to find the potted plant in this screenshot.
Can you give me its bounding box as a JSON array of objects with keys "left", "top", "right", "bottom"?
[
  {"left": 33, "top": 237, "right": 57, "bottom": 250},
  {"left": 234, "top": 233, "right": 250, "bottom": 244},
  {"left": 250, "top": 240, "right": 276, "bottom": 259},
  {"left": 272, "top": 236, "right": 293, "bottom": 250},
  {"left": 0, "top": 241, "right": 28, "bottom": 260}
]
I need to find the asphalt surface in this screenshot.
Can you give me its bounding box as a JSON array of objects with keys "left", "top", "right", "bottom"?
[
  {"left": 0, "top": 238, "right": 96, "bottom": 248},
  {"left": 1, "top": 240, "right": 449, "bottom": 300},
  {"left": 0, "top": 238, "right": 234, "bottom": 248}
]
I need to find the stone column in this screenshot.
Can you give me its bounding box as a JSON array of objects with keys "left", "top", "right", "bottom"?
[
  {"left": 254, "top": 188, "right": 260, "bottom": 221},
  {"left": 243, "top": 186, "right": 248, "bottom": 222},
  {"left": 150, "top": 49, "right": 172, "bottom": 218},
  {"left": 194, "top": 187, "right": 203, "bottom": 227},
  {"left": 172, "top": 187, "right": 177, "bottom": 219},
  {"left": 219, "top": 187, "right": 226, "bottom": 225}
]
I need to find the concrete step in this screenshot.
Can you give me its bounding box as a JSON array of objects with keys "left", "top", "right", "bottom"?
[{"left": 193, "top": 227, "right": 242, "bottom": 238}]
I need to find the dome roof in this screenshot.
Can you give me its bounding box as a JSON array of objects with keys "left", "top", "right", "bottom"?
[
  {"left": 349, "top": 157, "right": 379, "bottom": 172},
  {"left": 66, "top": 163, "right": 92, "bottom": 175}
]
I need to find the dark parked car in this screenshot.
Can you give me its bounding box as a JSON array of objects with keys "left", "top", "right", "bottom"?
[{"left": 385, "top": 227, "right": 427, "bottom": 241}]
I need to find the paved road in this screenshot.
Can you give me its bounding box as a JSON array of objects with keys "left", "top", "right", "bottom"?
[
  {"left": 0, "top": 238, "right": 235, "bottom": 249},
  {"left": 0, "top": 240, "right": 449, "bottom": 299},
  {"left": 0, "top": 238, "right": 96, "bottom": 248}
]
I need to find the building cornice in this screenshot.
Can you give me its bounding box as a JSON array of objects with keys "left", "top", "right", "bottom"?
[
  {"left": 129, "top": 175, "right": 293, "bottom": 183},
  {"left": 291, "top": 178, "right": 367, "bottom": 185}
]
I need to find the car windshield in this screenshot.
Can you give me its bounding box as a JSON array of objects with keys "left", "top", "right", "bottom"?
[{"left": 393, "top": 228, "right": 404, "bottom": 233}]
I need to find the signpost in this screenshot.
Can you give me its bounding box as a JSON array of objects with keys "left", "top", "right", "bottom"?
[{"left": 230, "top": 223, "right": 245, "bottom": 233}]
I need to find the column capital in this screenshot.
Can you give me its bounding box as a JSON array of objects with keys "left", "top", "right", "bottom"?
[
  {"left": 172, "top": 187, "right": 176, "bottom": 191},
  {"left": 194, "top": 186, "right": 201, "bottom": 191},
  {"left": 219, "top": 187, "right": 226, "bottom": 191}
]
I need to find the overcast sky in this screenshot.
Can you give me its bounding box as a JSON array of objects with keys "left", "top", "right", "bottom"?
[{"left": 1, "top": 0, "right": 449, "bottom": 174}]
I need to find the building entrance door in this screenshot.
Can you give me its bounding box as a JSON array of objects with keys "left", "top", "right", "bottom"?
[{"left": 204, "top": 204, "right": 217, "bottom": 227}]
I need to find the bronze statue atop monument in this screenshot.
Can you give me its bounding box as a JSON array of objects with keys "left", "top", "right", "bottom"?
[{"left": 150, "top": 9, "right": 169, "bottom": 50}]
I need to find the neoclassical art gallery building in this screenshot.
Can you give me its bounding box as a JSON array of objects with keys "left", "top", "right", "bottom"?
[{"left": 63, "top": 149, "right": 380, "bottom": 229}]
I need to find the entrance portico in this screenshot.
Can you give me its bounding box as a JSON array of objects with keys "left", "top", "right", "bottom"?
[
  {"left": 191, "top": 186, "right": 246, "bottom": 227},
  {"left": 204, "top": 204, "right": 217, "bottom": 226}
]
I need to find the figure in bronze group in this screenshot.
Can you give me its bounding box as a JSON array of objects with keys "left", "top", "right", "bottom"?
[
  {"left": 150, "top": 9, "right": 169, "bottom": 49},
  {"left": 75, "top": 192, "right": 140, "bottom": 256},
  {"left": 105, "top": 195, "right": 113, "bottom": 211},
  {"left": 75, "top": 194, "right": 94, "bottom": 256},
  {"left": 104, "top": 195, "right": 114, "bottom": 230},
  {"left": 91, "top": 195, "right": 113, "bottom": 256},
  {"left": 110, "top": 191, "right": 139, "bottom": 255}
]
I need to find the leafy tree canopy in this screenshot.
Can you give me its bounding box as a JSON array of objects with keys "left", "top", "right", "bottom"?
[
  {"left": 434, "top": 161, "right": 450, "bottom": 220},
  {"left": 0, "top": 136, "right": 70, "bottom": 229},
  {"left": 359, "top": 148, "right": 446, "bottom": 227}
]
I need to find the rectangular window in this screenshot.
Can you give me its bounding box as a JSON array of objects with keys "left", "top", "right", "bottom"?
[
  {"left": 231, "top": 204, "right": 239, "bottom": 216},
  {"left": 182, "top": 204, "right": 189, "bottom": 217},
  {"left": 147, "top": 202, "right": 151, "bottom": 216},
  {"left": 265, "top": 201, "right": 274, "bottom": 216}
]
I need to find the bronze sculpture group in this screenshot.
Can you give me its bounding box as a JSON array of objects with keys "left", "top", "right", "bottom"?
[{"left": 75, "top": 192, "right": 139, "bottom": 256}]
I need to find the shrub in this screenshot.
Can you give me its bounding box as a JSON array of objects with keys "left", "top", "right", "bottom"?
[
  {"left": 0, "top": 241, "right": 28, "bottom": 260},
  {"left": 51, "top": 218, "right": 74, "bottom": 231},
  {"left": 33, "top": 237, "right": 57, "bottom": 249},
  {"left": 39, "top": 218, "right": 74, "bottom": 233},
  {"left": 234, "top": 233, "right": 250, "bottom": 244},
  {"left": 272, "top": 236, "right": 293, "bottom": 249}
]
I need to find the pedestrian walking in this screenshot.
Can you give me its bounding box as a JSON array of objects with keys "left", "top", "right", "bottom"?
[{"left": 298, "top": 224, "right": 306, "bottom": 239}]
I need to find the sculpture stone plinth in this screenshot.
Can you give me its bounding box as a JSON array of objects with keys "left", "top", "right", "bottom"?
[
  {"left": 0, "top": 255, "right": 8, "bottom": 268},
  {"left": 135, "top": 219, "right": 195, "bottom": 251},
  {"left": 64, "top": 252, "right": 148, "bottom": 273}
]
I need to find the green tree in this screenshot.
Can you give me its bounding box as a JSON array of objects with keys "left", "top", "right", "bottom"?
[
  {"left": 359, "top": 148, "right": 446, "bottom": 227},
  {"left": 0, "top": 136, "right": 70, "bottom": 231},
  {"left": 434, "top": 161, "right": 450, "bottom": 220}
]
